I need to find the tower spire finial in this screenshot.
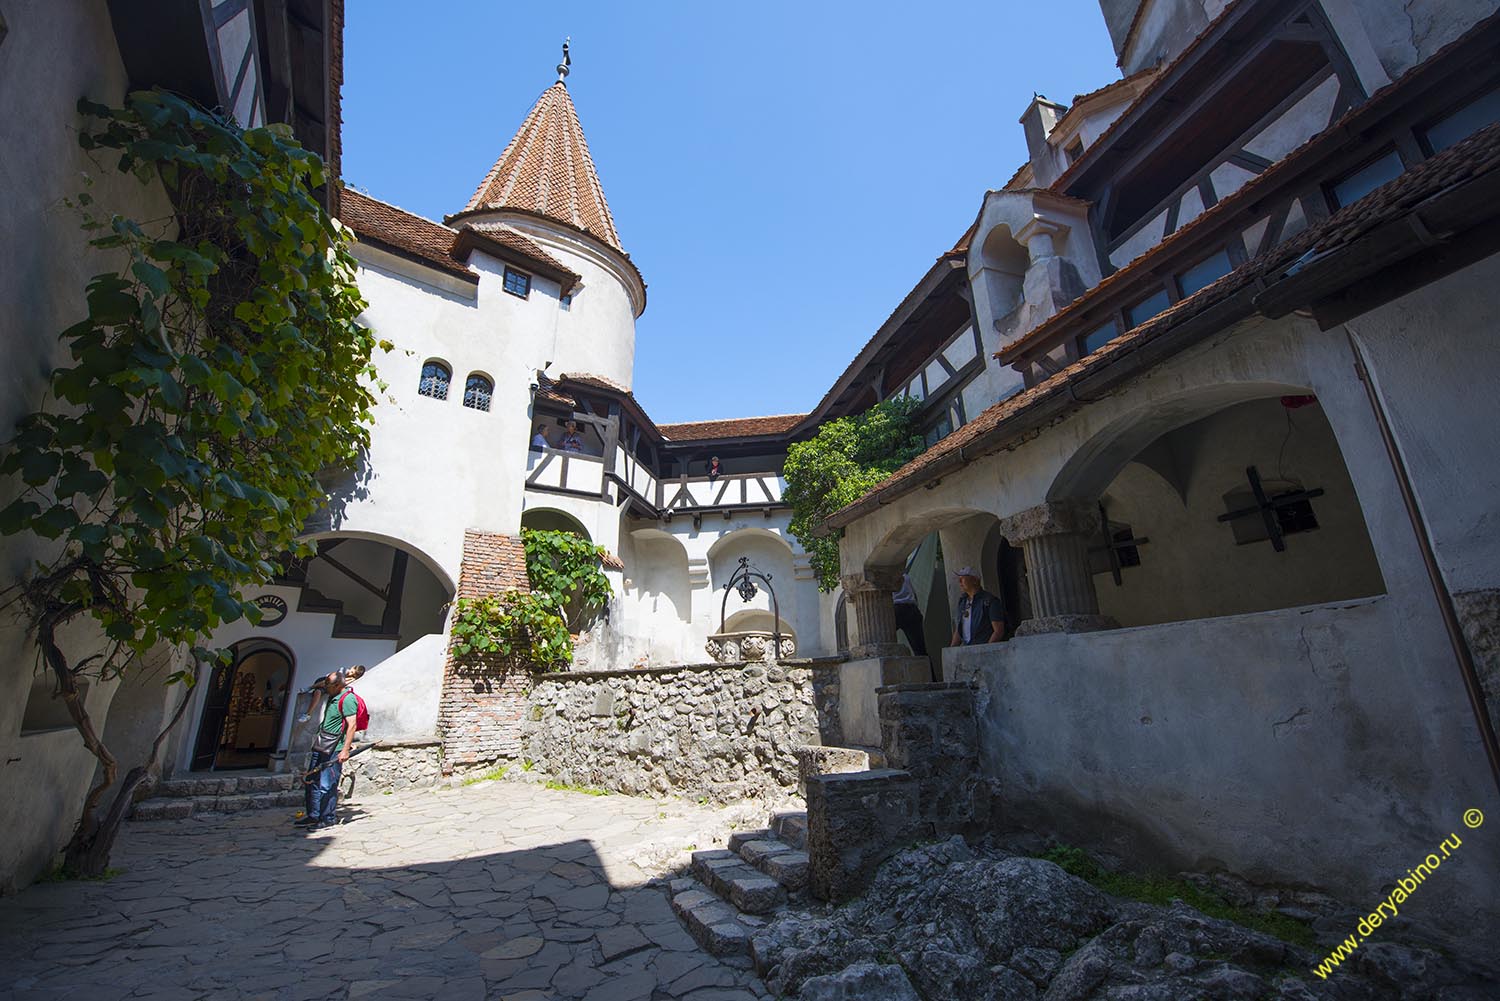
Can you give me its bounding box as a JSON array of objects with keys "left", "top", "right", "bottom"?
[{"left": 557, "top": 37, "right": 571, "bottom": 83}]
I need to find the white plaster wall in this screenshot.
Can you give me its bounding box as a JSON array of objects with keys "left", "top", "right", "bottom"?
[
  {"left": 175, "top": 583, "right": 447, "bottom": 774},
  {"left": 1341, "top": 253, "right": 1500, "bottom": 595},
  {"left": 1339, "top": 0, "right": 1499, "bottom": 83},
  {"left": 1120, "top": 0, "right": 1211, "bottom": 76},
  {"left": 946, "top": 596, "right": 1498, "bottom": 958},
  {"left": 335, "top": 252, "right": 535, "bottom": 582},
  {"left": 0, "top": 0, "right": 176, "bottom": 892},
  {"left": 467, "top": 211, "right": 642, "bottom": 390}
]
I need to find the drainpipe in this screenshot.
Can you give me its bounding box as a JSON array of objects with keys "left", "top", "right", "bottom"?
[{"left": 1345, "top": 325, "right": 1500, "bottom": 797}]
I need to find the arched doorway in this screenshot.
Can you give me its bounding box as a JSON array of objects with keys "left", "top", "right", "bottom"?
[
  {"left": 521, "top": 508, "right": 591, "bottom": 540},
  {"left": 190, "top": 639, "right": 295, "bottom": 772}
]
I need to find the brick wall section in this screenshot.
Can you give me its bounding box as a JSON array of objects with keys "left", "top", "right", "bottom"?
[{"left": 438, "top": 531, "right": 532, "bottom": 767}]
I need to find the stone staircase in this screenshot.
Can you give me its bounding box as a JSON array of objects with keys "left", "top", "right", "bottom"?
[
  {"left": 130, "top": 772, "right": 302, "bottom": 821},
  {"left": 669, "top": 810, "right": 810, "bottom": 967}
]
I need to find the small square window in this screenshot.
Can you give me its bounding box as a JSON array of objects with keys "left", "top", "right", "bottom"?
[
  {"left": 1123, "top": 288, "right": 1171, "bottom": 329},
  {"left": 1178, "top": 249, "right": 1232, "bottom": 297},
  {"left": 1328, "top": 150, "right": 1403, "bottom": 209},
  {"left": 503, "top": 267, "right": 531, "bottom": 298},
  {"left": 1422, "top": 88, "right": 1500, "bottom": 153},
  {"left": 1064, "top": 137, "right": 1085, "bottom": 165}
]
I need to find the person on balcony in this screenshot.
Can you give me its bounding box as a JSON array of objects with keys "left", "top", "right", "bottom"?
[
  {"left": 708, "top": 456, "right": 722, "bottom": 482},
  {"left": 560, "top": 420, "right": 585, "bottom": 452},
  {"left": 531, "top": 425, "right": 551, "bottom": 450}
]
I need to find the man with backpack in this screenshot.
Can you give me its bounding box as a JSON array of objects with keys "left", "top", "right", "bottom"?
[{"left": 296, "top": 666, "right": 367, "bottom": 831}]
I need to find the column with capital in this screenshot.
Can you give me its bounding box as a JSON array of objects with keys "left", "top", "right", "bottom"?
[
  {"left": 999, "top": 501, "right": 1117, "bottom": 635},
  {"left": 841, "top": 568, "right": 906, "bottom": 659}
]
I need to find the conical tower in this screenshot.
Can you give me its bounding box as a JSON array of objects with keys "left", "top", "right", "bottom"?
[{"left": 448, "top": 45, "right": 645, "bottom": 389}]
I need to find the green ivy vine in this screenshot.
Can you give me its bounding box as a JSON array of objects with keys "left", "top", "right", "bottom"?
[
  {"left": 0, "top": 90, "right": 379, "bottom": 875},
  {"left": 522, "top": 527, "right": 612, "bottom": 629},
  {"left": 783, "top": 396, "right": 926, "bottom": 591},
  {"left": 450, "top": 591, "right": 572, "bottom": 671},
  {"left": 448, "top": 529, "right": 614, "bottom": 672}
]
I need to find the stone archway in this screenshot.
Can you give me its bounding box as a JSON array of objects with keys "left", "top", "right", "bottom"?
[{"left": 1038, "top": 383, "right": 1385, "bottom": 629}]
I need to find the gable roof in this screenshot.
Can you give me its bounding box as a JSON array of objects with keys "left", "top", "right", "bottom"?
[{"left": 459, "top": 82, "right": 623, "bottom": 253}]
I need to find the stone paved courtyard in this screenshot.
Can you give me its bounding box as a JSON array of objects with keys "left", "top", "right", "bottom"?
[{"left": 0, "top": 779, "right": 774, "bottom": 1001}]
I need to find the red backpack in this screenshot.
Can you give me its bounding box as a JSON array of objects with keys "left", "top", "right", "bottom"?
[{"left": 338, "top": 690, "right": 370, "bottom": 733}]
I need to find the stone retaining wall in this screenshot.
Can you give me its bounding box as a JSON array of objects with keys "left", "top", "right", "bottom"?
[
  {"left": 523, "top": 660, "right": 842, "bottom": 802},
  {"left": 346, "top": 739, "right": 445, "bottom": 792}
]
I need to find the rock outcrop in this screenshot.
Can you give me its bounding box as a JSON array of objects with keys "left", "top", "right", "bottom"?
[{"left": 752, "top": 838, "right": 1493, "bottom": 1001}]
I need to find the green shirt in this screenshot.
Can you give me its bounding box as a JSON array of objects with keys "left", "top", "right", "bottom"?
[{"left": 320, "top": 692, "right": 357, "bottom": 737}]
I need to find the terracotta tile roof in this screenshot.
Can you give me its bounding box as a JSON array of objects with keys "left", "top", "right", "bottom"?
[
  {"left": 340, "top": 188, "right": 477, "bottom": 282},
  {"left": 1069, "top": 67, "right": 1159, "bottom": 109},
  {"left": 560, "top": 372, "right": 631, "bottom": 395},
  {"left": 453, "top": 221, "right": 581, "bottom": 288},
  {"left": 1002, "top": 161, "right": 1033, "bottom": 190},
  {"left": 1001, "top": 9, "right": 1499, "bottom": 365},
  {"left": 831, "top": 118, "right": 1500, "bottom": 525},
  {"left": 658, "top": 414, "right": 809, "bottom": 442},
  {"left": 461, "top": 83, "right": 623, "bottom": 253}
]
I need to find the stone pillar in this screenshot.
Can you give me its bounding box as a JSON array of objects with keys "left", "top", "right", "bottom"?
[
  {"left": 998, "top": 501, "right": 1117, "bottom": 635},
  {"left": 878, "top": 682, "right": 978, "bottom": 836},
  {"left": 841, "top": 569, "right": 905, "bottom": 659}
]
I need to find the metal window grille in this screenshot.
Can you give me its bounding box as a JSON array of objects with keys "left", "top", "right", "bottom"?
[
  {"left": 418, "top": 361, "right": 450, "bottom": 400},
  {"left": 463, "top": 374, "right": 493, "bottom": 412},
  {"left": 503, "top": 268, "right": 531, "bottom": 298}
]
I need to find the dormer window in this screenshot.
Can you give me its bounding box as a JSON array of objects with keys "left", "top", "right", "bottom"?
[
  {"left": 503, "top": 267, "right": 531, "bottom": 299},
  {"left": 1064, "top": 136, "right": 1085, "bottom": 165}
]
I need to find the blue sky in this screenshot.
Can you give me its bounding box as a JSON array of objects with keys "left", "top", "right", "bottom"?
[{"left": 342, "top": 2, "right": 1120, "bottom": 424}]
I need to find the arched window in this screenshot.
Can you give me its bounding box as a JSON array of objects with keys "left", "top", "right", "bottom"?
[
  {"left": 463, "top": 373, "right": 493, "bottom": 412},
  {"left": 418, "top": 361, "right": 450, "bottom": 400}
]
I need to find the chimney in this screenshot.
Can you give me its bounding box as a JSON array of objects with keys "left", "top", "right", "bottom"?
[{"left": 1019, "top": 95, "right": 1068, "bottom": 169}]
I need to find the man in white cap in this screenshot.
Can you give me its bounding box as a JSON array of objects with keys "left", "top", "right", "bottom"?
[{"left": 950, "top": 566, "right": 1004, "bottom": 647}]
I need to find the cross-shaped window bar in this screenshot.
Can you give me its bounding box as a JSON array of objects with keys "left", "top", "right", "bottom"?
[
  {"left": 1089, "top": 501, "right": 1149, "bottom": 586},
  {"left": 1217, "top": 465, "right": 1324, "bottom": 552}
]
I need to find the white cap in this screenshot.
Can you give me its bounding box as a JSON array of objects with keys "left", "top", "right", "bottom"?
[{"left": 952, "top": 566, "right": 979, "bottom": 578}]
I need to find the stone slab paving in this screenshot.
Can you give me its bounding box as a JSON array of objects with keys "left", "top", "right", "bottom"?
[{"left": 0, "top": 779, "right": 773, "bottom": 1001}]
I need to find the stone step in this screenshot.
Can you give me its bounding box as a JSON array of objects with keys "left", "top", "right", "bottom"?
[
  {"left": 770, "top": 810, "right": 808, "bottom": 851},
  {"left": 130, "top": 788, "right": 304, "bottom": 822},
  {"left": 155, "top": 773, "right": 298, "bottom": 798},
  {"left": 690, "top": 850, "right": 786, "bottom": 914},
  {"left": 732, "top": 836, "right": 810, "bottom": 892},
  {"left": 670, "top": 887, "right": 760, "bottom": 964}
]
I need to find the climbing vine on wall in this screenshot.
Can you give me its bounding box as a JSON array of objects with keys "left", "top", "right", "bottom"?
[
  {"left": 448, "top": 529, "right": 613, "bottom": 672},
  {"left": 783, "top": 396, "right": 926, "bottom": 591},
  {"left": 0, "top": 91, "right": 379, "bottom": 876},
  {"left": 522, "top": 527, "right": 612, "bottom": 628},
  {"left": 450, "top": 591, "right": 572, "bottom": 670}
]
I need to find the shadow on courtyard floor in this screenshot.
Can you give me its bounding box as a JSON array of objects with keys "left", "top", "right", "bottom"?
[{"left": 0, "top": 783, "right": 768, "bottom": 1001}]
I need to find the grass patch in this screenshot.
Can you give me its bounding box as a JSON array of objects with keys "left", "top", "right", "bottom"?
[
  {"left": 461, "top": 765, "right": 508, "bottom": 786},
  {"left": 544, "top": 779, "right": 609, "bottom": 797},
  {"left": 1036, "top": 844, "right": 1317, "bottom": 948},
  {"left": 37, "top": 865, "right": 124, "bottom": 884}
]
